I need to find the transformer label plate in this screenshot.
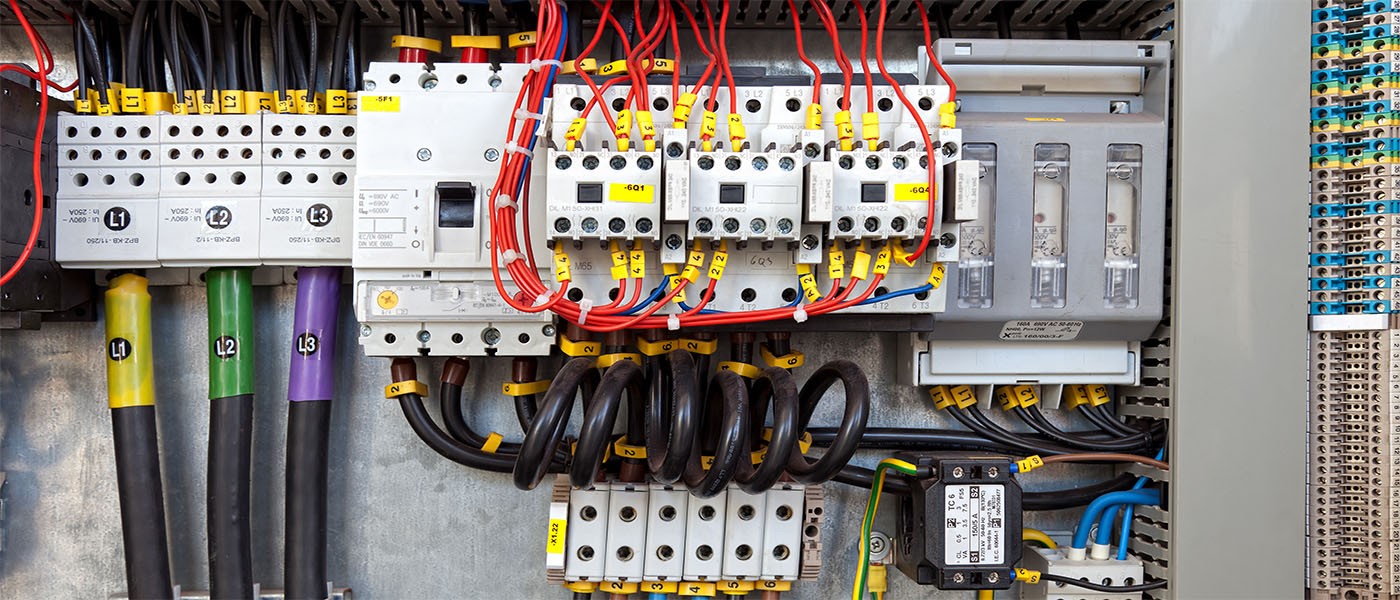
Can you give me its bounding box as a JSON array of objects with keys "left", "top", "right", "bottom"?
[{"left": 943, "top": 484, "right": 1005, "bottom": 566}]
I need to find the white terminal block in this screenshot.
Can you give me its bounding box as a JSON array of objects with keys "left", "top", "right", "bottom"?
[
  {"left": 55, "top": 115, "right": 163, "bottom": 268},
  {"left": 721, "top": 486, "right": 767, "bottom": 579},
  {"left": 603, "top": 483, "right": 649, "bottom": 582},
  {"left": 259, "top": 114, "right": 356, "bottom": 265},
  {"left": 1019, "top": 545, "right": 1145, "bottom": 600},
  {"left": 682, "top": 491, "right": 728, "bottom": 581},
  {"left": 826, "top": 147, "right": 944, "bottom": 241},
  {"left": 564, "top": 485, "right": 611, "bottom": 582},
  {"left": 643, "top": 485, "right": 689, "bottom": 581},
  {"left": 157, "top": 114, "right": 263, "bottom": 266},
  {"left": 545, "top": 149, "right": 662, "bottom": 240},
  {"left": 688, "top": 148, "right": 805, "bottom": 244},
  {"left": 760, "top": 485, "right": 805, "bottom": 579}
]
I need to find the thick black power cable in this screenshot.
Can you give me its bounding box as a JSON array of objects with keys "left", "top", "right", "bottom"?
[
  {"left": 329, "top": 0, "right": 357, "bottom": 90},
  {"left": 190, "top": 0, "right": 216, "bottom": 106},
  {"left": 514, "top": 358, "right": 601, "bottom": 490},
  {"left": 221, "top": 0, "right": 240, "bottom": 90},
  {"left": 306, "top": 4, "right": 320, "bottom": 93},
  {"left": 159, "top": 0, "right": 185, "bottom": 99},
  {"left": 123, "top": 1, "right": 149, "bottom": 87},
  {"left": 345, "top": 13, "right": 361, "bottom": 90},
  {"left": 74, "top": 8, "right": 109, "bottom": 96}
]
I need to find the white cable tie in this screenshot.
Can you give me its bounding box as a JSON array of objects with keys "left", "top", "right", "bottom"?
[
  {"left": 500, "top": 249, "right": 522, "bottom": 265},
  {"left": 577, "top": 299, "right": 594, "bottom": 325},
  {"left": 534, "top": 291, "right": 553, "bottom": 307},
  {"left": 514, "top": 107, "right": 545, "bottom": 122},
  {"left": 495, "top": 194, "right": 517, "bottom": 210},
  {"left": 792, "top": 305, "right": 808, "bottom": 323},
  {"left": 530, "top": 58, "right": 563, "bottom": 72},
  {"left": 503, "top": 140, "right": 534, "bottom": 158},
  {"left": 667, "top": 314, "right": 681, "bottom": 331}
]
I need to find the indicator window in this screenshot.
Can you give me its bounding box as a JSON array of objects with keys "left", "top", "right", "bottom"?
[
  {"left": 577, "top": 183, "right": 603, "bottom": 203},
  {"left": 719, "top": 183, "right": 746, "bottom": 204},
  {"left": 861, "top": 183, "right": 887, "bottom": 203}
]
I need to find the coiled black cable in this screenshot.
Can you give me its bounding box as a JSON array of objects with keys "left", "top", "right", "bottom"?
[
  {"left": 391, "top": 359, "right": 516, "bottom": 473},
  {"left": 682, "top": 370, "right": 750, "bottom": 498},
  {"left": 785, "top": 360, "right": 870, "bottom": 484},
  {"left": 734, "top": 367, "right": 800, "bottom": 494},
  {"left": 514, "top": 357, "right": 601, "bottom": 490},
  {"left": 571, "top": 360, "right": 648, "bottom": 488},
  {"left": 646, "top": 350, "right": 700, "bottom": 485}
]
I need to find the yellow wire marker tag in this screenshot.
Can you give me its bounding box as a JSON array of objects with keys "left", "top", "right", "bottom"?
[
  {"left": 679, "top": 582, "right": 717, "bottom": 596},
  {"left": 861, "top": 111, "right": 880, "bottom": 145},
  {"left": 1013, "top": 385, "right": 1039, "bottom": 408},
  {"left": 561, "top": 57, "right": 597, "bottom": 74},
  {"left": 244, "top": 91, "right": 273, "bottom": 113},
  {"left": 144, "top": 91, "right": 174, "bottom": 115},
  {"left": 596, "top": 353, "right": 642, "bottom": 368},
  {"left": 868, "top": 564, "right": 889, "bottom": 592},
  {"left": 760, "top": 345, "right": 805, "bottom": 369},
  {"left": 717, "top": 361, "right": 760, "bottom": 378},
  {"left": 663, "top": 263, "right": 688, "bottom": 303},
  {"left": 1016, "top": 455, "right": 1045, "bottom": 473},
  {"left": 995, "top": 386, "right": 1021, "bottom": 410},
  {"left": 700, "top": 110, "right": 718, "bottom": 138},
  {"left": 609, "top": 241, "right": 630, "bottom": 280},
  {"left": 552, "top": 248, "right": 573, "bottom": 282},
  {"left": 96, "top": 102, "right": 116, "bottom": 116},
  {"left": 805, "top": 103, "right": 823, "bottom": 130},
  {"left": 599, "top": 582, "right": 638, "bottom": 594},
  {"left": 679, "top": 337, "right": 717, "bottom": 354},
  {"left": 718, "top": 580, "right": 754, "bottom": 594},
  {"left": 851, "top": 247, "right": 872, "bottom": 280},
  {"left": 481, "top": 432, "right": 504, "bottom": 453},
  {"left": 612, "top": 439, "right": 647, "bottom": 459},
  {"left": 614, "top": 108, "right": 633, "bottom": 136},
  {"left": 450, "top": 34, "right": 503, "bottom": 49},
  {"left": 636, "top": 110, "right": 657, "bottom": 138},
  {"left": 384, "top": 380, "right": 428, "bottom": 398},
  {"left": 682, "top": 248, "right": 706, "bottom": 283},
  {"left": 219, "top": 89, "right": 244, "bottom": 114},
  {"left": 1084, "top": 384, "right": 1112, "bottom": 406},
  {"left": 727, "top": 113, "right": 747, "bottom": 151},
  {"left": 644, "top": 58, "right": 676, "bottom": 74},
  {"left": 1063, "top": 384, "right": 1090, "bottom": 409},
  {"left": 642, "top": 582, "right": 679, "bottom": 594},
  {"left": 674, "top": 92, "right": 697, "bottom": 126},
  {"left": 295, "top": 89, "right": 317, "bottom": 114},
  {"left": 628, "top": 249, "right": 647, "bottom": 278},
  {"left": 828, "top": 246, "right": 846, "bottom": 281},
  {"left": 835, "top": 110, "right": 855, "bottom": 150},
  {"left": 274, "top": 91, "right": 293, "bottom": 114},
  {"left": 949, "top": 384, "right": 977, "bottom": 408},
  {"left": 1014, "top": 568, "right": 1041, "bottom": 584},
  {"left": 508, "top": 30, "right": 537, "bottom": 49},
  {"left": 391, "top": 35, "right": 443, "bottom": 53},
  {"left": 891, "top": 243, "right": 915, "bottom": 267},
  {"left": 707, "top": 250, "right": 729, "bottom": 280},
  {"left": 939, "top": 101, "right": 957, "bottom": 128},
  {"left": 799, "top": 271, "right": 821, "bottom": 302},
  {"left": 557, "top": 335, "right": 600, "bottom": 357},
  {"left": 170, "top": 100, "right": 188, "bottom": 115},
  {"left": 119, "top": 87, "right": 147, "bottom": 113},
  {"left": 347, "top": 92, "right": 359, "bottom": 114},
  {"left": 324, "top": 89, "right": 349, "bottom": 114},
  {"left": 599, "top": 59, "right": 628, "bottom": 76},
  {"left": 929, "top": 385, "right": 958, "bottom": 410},
  {"left": 610, "top": 182, "right": 654, "bottom": 203},
  {"left": 756, "top": 580, "right": 792, "bottom": 591},
  {"left": 502, "top": 379, "right": 552, "bottom": 396},
  {"left": 636, "top": 337, "right": 676, "bottom": 356},
  {"left": 873, "top": 247, "right": 893, "bottom": 276},
  {"left": 563, "top": 581, "right": 597, "bottom": 593},
  {"left": 927, "top": 262, "right": 947, "bottom": 288}
]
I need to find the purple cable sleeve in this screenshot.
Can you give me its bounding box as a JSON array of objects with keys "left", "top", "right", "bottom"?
[{"left": 288, "top": 267, "right": 342, "bottom": 402}]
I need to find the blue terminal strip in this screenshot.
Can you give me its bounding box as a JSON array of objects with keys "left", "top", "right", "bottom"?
[
  {"left": 1310, "top": 201, "right": 1400, "bottom": 217},
  {"left": 1311, "top": 301, "right": 1389, "bottom": 315},
  {"left": 1311, "top": 277, "right": 1393, "bottom": 291},
  {"left": 1311, "top": 252, "right": 1391, "bottom": 267}
]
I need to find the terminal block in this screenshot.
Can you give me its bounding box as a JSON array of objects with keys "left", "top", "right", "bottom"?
[
  {"left": 56, "top": 115, "right": 163, "bottom": 268},
  {"left": 260, "top": 114, "right": 356, "bottom": 265},
  {"left": 157, "top": 114, "right": 263, "bottom": 266},
  {"left": 686, "top": 148, "right": 805, "bottom": 246},
  {"left": 1019, "top": 545, "right": 1145, "bottom": 600},
  {"left": 545, "top": 148, "right": 661, "bottom": 241}
]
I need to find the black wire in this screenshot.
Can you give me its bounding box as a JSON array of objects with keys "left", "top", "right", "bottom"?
[
  {"left": 221, "top": 0, "right": 240, "bottom": 90},
  {"left": 329, "top": 0, "right": 357, "bottom": 90},
  {"left": 99, "top": 9, "right": 123, "bottom": 86},
  {"left": 73, "top": 12, "right": 88, "bottom": 97},
  {"left": 144, "top": 24, "right": 163, "bottom": 93},
  {"left": 786, "top": 359, "right": 869, "bottom": 484},
  {"left": 514, "top": 358, "right": 600, "bottom": 490},
  {"left": 834, "top": 467, "right": 1139, "bottom": 510},
  {"left": 124, "top": 1, "right": 150, "bottom": 87},
  {"left": 1037, "top": 573, "right": 1167, "bottom": 593},
  {"left": 176, "top": 9, "right": 208, "bottom": 96},
  {"left": 399, "top": 392, "right": 517, "bottom": 473},
  {"left": 681, "top": 370, "right": 750, "bottom": 498},
  {"left": 734, "top": 367, "right": 799, "bottom": 494},
  {"left": 1088, "top": 403, "right": 1142, "bottom": 437},
  {"left": 191, "top": 0, "right": 216, "bottom": 105},
  {"left": 951, "top": 406, "right": 1079, "bottom": 456},
  {"left": 240, "top": 12, "right": 258, "bottom": 93},
  {"left": 572, "top": 360, "right": 647, "bottom": 488},
  {"left": 307, "top": 4, "right": 320, "bottom": 93},
  {"left": 646, "top": 350, "right": 700, "bottom": 485},
  {"left": 273, "top": 1, "right": 287, "bottom": 96},
  {"left": 74, "top": 8, "right": 109, "bottom": 96},
  {"left": 1013, "top": 406, "right": 1150, "bottom": 451},
  {"left": 159, "top": 0, "right": 185, "bottom": 99},
  {"left": 284, "top": 5, "right": 310, "bottom": 91},
  {"left": 345, "top": 13, "right": 361, "bottom": 90},
  {"left": 932, "top": 1, "right": 952, "bottom": 38}
]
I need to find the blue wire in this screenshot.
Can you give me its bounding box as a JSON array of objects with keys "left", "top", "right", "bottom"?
[
  {"left": 677, "top": 277, "right": 809, "bottom": 314},
  {"left": 620, "top": 275, "right": 673, "bottom": 316},
  {"left": 648, "top": 594, "right": 668, "bottom": 600},
  {"left": 1115, "top": 449, "right": 1164, "bottom": 560},
  {"left": 858, "top": 283, "right": 934, "bottom": 305},
  {"left": 1070, "top": 489, "right": 1160, "bottom": 550}
]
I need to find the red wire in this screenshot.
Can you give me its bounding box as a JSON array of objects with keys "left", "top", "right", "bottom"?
[
  {"left": 716, "top": 0, "right": 737, "bottom": 114},
  {"left": 674, "top": 0, "right": 717, "bottom": 102},
  {"left": 667, "top": 0, "right": 682, "bottom": 104},
  {"left": 2, "top": 0, "right": 50, "bottom": 287},
  {"left": 0, "top": 65, "right": 76, "bottom": 92},
  {"left": 786, "top": 0, "right": 821, "bottom": 103},
  {"left": 875, "top": 0, "right": 937, "bottom": 261},
  {"left": 809, "top": 0, "right": 852, "bottom": 110},
  {"left": 851, "top": 0, "right": 875, "bottom": 110},
  {"left": 913, "top": 0, "right": 956, "bottom": 102},
  {"left": 577, "top": 0, "right": 620, "bottom": 131}
]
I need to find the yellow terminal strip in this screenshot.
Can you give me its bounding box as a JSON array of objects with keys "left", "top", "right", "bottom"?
[
  {"left": 384, "top": 380, "right": 428, "bottom": 398},
  {"left": 564, "top": 117, "right": 587, "bottom": 151},
  {"left": 805, "top": 103, "right": 823, "bottom": 130},
  {"left": 861, "top": 111, "right": 880, "bottom": 147},
  {"left": 727, "top": 113, "right": 747, "bottom": 151},
  {"left": 674, "top": 92, "right": 698, "bottom": 127},
  {"left": 609, "top": 241, "right": 630, "bottom": 280},
  {"left": 835, "top": 109, "right": 855, "bottom": 151}
]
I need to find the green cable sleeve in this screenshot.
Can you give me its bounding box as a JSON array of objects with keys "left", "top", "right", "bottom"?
[{"left": 206, "top": 267, "right": 255, "bottom": 399}]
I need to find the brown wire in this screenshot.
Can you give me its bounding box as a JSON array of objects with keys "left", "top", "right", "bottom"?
[{"left": 1038, "top": 453, "right": 1170, "bottom": 471}]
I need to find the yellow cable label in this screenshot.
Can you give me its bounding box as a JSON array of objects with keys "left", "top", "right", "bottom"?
[
  {"left": 868, "top": 564, "right": 889, "bottom": 593},
  {"left": 664, "top": 263, "right": 688, "bottom": 303},
  {"left": 274, "top": 91, "right": 292, "bottom": 114},
  {"left": 637, "top": 110, "right": 656, "bottom": 138},
  {"left": 547, "top": 518, "right": 568, "bottom": 555},
  {"left": 502, "top": 379, "right": 552, "bottom": 396},
  {"left": 828, "top": 246, "right": 845, "bottom": 280},
  {"left": 894, "top": 182, "right": 932, "bottom": 202},
  {"left": 679, "top": 582, "right": 717, "bottom": 596},
  {"left": 564, "top": 582, "right": 597, "bottom": 593},
  {"left": 324, "top": 89, "right": 349, "bottom": 114},
  {"left": 679, "top": 337, "right": 718, "bottom": 354},
  {"left": 481, "top": 432, "right": 504, "bottom": 453},
  {"left": 718, "top": 580, "right": 754, "bottom": 593},
  {"left": 1085, "top": 384, "right": 1112, "bottom": 406},
  {"left": 359, "top": 95, "right": 400, "bottom": 112},
  {"left": 950, "top": 384, "right": 977, "bottom": 408},
  {"left": 628, "top": 249, "right": 647, "bottom": 278},
  {"left": 799, "top": 272, "right": 821, "bottom": 302},
  {"left": 561, "top": 57, "right": 597, "bottom": 74},
  {"left": 674, "top": 92, "right": 697, "bottom": 126},
  {"left": 95, "top": 102, "right": 115, "bottom": 116},
  {"left": 708, "top": 251, "right": 728, "bottom": 280},
  {"left": 392, "top": 35, "right": 443, "bottom": 53},
  {"left": 760, "top": 345, "right": 805, "bottom": 369},
  {"left": 756, "top": 580, "right": 792, "bottom": 591},
  {"left": 218, "top": 89, "right": 244, "bottom": 114},
  {"left": 553, "top": 248, "right": 573, "bottom": 282},
  {"left": 1063, "top": 384, "right": 1091, "bottom": 409},
  {"left": 805, "top": 103, "right": 823, "bottom": 129},
  {"left": 450, "top": 34, "right": 502, "bottom": 49},
  {"left": 384, "top": 380, "right": 428, "bottom": 398},
  {"left": 939, "top": 102, "right": 957, "bottom": 128},
  {"left": 727, "top": 113, "right": 746, "bottom": 151},
  {"left": 861, "top": 111, "right": 880, "bottom": 144},
  {"left": 558, "top": 335, "right": 600, "bottom": 357},
  {"left": 294, "top": 89, "right": 316, "bottom": 114},
  {"left": 644, "top": 58, "right": 675, "bottom": 74},
  {"left": 636, "top": 337, "right": 676, "bottom": 356},
  {"left": 717, "top": 361, "right": 760, "bottom": 378},
  {"left": 105, "top": 274, "right": 155, "bottom": 409},
  {"left": 596, "top": 353, "right": 641, "bottom": 368},
  {"left": 610, "top": 182, "right": 654, "bottom": 203},
  {"left": 347, "top": 92, "right": 358, "bottom": 114},
  {"left": 245, "top": 91, "right": 273, "bottom": 113},
  {"left": 1016, "top": 455, "right": 1045, "bottom": 473},
  {"left": 929, "top": 385, "right": 956, "bottom": 410},
  {"left": 996, "top": 385, "right": 1034, "bottom": 410},
  {"left": 851, "top": 249, "right": 872, "bottom": 280},
  {"left": 682, "top": 249, "right": 706, "bottom": 283},
  {"left": 143, "top": 91, "right": 173, "bottom": 115},
  {"left": 835, "top": 109, "right": 855, "bottom": 142},
  {"left": 927, "top": 262, "right": 946, "bottom": 288},
  {"left": 565, "top": 117, "right": 587, "bottom": 144},
  {"left": 119, "top": 87, "right": 146, "bottom": 114},
  {"left": 599, "top": 59, "right": 628, "bottom": 76},
  {"left": 613, "top": 439, "right": 647, "bottom": 459},
  {"left": 642, "top": 582, "right": 679, "bottom": 594},
  {"left": 609, "top": 241, "right": 629, "bottom": 280},
  {"left": 873, "top": 247, "right": 892, "bottom": 275},
  {"left": 614, "top": 108, "right": 632, "bottom": 137},
  {"left": 701, "top": 110, "right": 718, "bottom": 138},
  {"left": 1014, "top": 568, "right": 1041, "bottom": 584},
  {"left": 508, "top": 30, "right": 537, "bottom": 49}
]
